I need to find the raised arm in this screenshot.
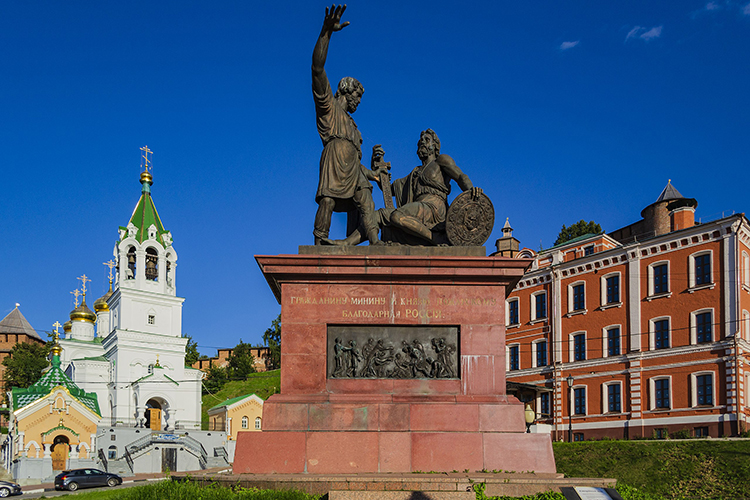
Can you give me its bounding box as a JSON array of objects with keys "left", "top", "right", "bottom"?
[
  {"left": 437, "top": 154, "right": 483, "bottom": 199},
  {"left": 312, "top": 4, "right": 349, "bottom": 94}
]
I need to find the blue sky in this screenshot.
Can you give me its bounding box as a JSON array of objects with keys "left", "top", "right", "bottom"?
[{"left": 2, "top": 1, "right": 749, "bottom": 356}]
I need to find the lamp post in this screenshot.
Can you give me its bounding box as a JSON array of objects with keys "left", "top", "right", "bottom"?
[
  {"left": 524, "top": 403, "right": 535, "bottom": 433},
  {"left": 566, "top": 374, "right": 574, "bottom": 442}
]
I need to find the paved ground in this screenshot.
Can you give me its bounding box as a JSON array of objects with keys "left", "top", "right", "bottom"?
[{"left": 19, "top": 473, "right": 169, "bottom": 498}]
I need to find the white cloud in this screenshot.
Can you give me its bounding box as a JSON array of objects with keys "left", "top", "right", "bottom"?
[
  {"left": 559, "top": 40, "right": 580, "bottom": 51},
  {"left": 743, "top": 2, "right": 750, "bottom": 15},
  {"left": 705, "top": 2, "right": 720, "bottom": 11},
  {"left": 626, "top": 25, "right": 662, "bottom": 42}
]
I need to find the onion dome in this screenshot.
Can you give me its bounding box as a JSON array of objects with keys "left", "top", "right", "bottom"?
[
  {"left": 70, "top": 298, "right": 96, "bottom": 323},
  {"left": 94, "top": 289, "right": 112, "bottom": 313},
  {"left": 63, "top": 320, "right": 72, "bottom": 334}
]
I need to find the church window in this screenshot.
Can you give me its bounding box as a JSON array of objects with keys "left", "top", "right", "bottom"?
[
  {"left": 148, "top": 364, "right": 154, "bottom": 374},
  {"left": 108, "top": 446, "right": 117, "bottom": 459},
  {"left": 145, "top": 247, "right": 159, "bottom": 281},
  {"left": 148, "top": 314, "right": 155, "bottom": 325},
  {"left": 110, "top": 434, "right": 116, "bottom": 441},
  {"left": 255, "top": 417, "right": 262, "bottom": 430},
  {"left": 127, "top": 246, "right": 137, "bottom": 279},
  {"left": 242, "top": 416, "right": 249, "bottom": 429}
]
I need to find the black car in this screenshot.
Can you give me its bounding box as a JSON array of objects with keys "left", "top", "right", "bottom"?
[
  {"left": 54, "top": 469, "right": 122, "bottom": 491},
  {"left": 0, "top": 480, "right": 22, "bottom": 497}
]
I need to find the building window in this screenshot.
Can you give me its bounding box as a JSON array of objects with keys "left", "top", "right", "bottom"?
[
  {"left": 540, "top": 393, "right": 550, "bottom": 417},
  {"left": 607, "top": 327, "right": 621, "bottom": 356},
  {"left": 110, "top": 434, "right": 116, "bottom": 441},
  {"left": 744, "top": 310, "right": 750, "bottom": 342},
  {"left": 572, "top": 283, "right": 585, "bottom": 311},
  {"left": 606, "top": 275, "right": 620, "bottom": 304},
  {"left": 696, "top": 374, "right": 713, "bottom": 406},
  {"left": 695, "top": 426, "right": 709, "bottom": 438},
  {"left": 653, "top": 318, "right": 670, "bottom": 350},
  {"left": 574, "top": 387, "right": 586, "bottom": 415},
  {"left": 533, "top": 292, "right": 547, "bottom": 320},
  {"left": 148, "top": 314, "right": 155, "bottom": 325},
  {"left": 693, "top": 253, "right": 712, "bottom": 286},
  {"left": 584, "top": 245, "right": 594, "bottom": 256},
  {"left": 607, "top": 384, "right": 621, "bottom": 413},
  {"left": 108, "top": 446, "right": 117, "bottom": 459},
  {"left": 654, "top": 428, "right": 668, "bottom": 439},
  {"left": 255, "top": 417, "right": 261, "bottom": 430},
  {"left": 743, "top": 251, "right": 750, "bottom": 287},
  {"left": 574, "top": 333, "right": 586, "bottom": 361},
  {"left": 241, "top": 416, "right": 249, "bottom": 429},
  {"left": 535, "top": 340, "right": 548, "bottom": 367},
  {"left": 507, "top": 299, "right": 519, "bottom": 326},
  {"left": 573, "top": 433, "right": 585, "bottom": 442},
  {"left": 652, "top": 263, "right": 669, "bottom": 295},
  {"left": 654, "top": 378, "right": 670, "bottom": 409},
  {"left": 695, "top": 311, "right": 712, "bottom": 344},
  {"left": 509, "top": 345, "right": 520, "bottom": 371}
]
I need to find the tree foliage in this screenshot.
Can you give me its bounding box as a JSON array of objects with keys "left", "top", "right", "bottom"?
[
  {"left": 3, "top": 341, "right": 51, "bottom": 392},
  {"left": 263, "top": 314, "right": 281, "bottom": 370},
  {"left": 554, "top": 220, "right": 603, "bottom": 246},
  {"left": 183, "top": 334, "right": 200, "bottom": 366},
  {"left": 227, "top": 340, "right": 257, "bottom": 380},
  {"left": 202, "top": 365, "right": 228, "bottom": 395}
]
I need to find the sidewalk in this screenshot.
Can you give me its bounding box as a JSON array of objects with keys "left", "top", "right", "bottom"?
[{"left": 20, "top": 471, "right": 170, "bottom": 495}]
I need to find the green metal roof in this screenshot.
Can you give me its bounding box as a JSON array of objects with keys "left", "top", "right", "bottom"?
[
  {"left": 12, "top": 353, "right": 100, "bottom": 416},
  {"left": 548, "top": 232, "right": 601, "bottom": 250},
  {"left": 122, "top": 177, "right": 171, "bottom": 246},
  {"left": 209, "top": 393, "right": 260, "bottom": 411}
]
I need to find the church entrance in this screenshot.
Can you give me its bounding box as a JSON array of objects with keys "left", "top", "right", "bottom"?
[
  {"left": 51, "top": 435, "right": 70, "bottom": 471},
  {"left": 145, "top": 399, "right": 162, "bottom": 430}
]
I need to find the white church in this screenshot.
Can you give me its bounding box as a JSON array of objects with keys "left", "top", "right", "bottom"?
[{"left": 5, "top": 151, "right": 230, "bottom": 480}]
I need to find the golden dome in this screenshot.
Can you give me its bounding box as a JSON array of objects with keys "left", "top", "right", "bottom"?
[
  {"left": 70, "top": 301, "right": 97, "bottom": 323},
  {"left": 63, "top": 320, "right": 72, "bottom": 333},
  {"left": 94, "top": 290, "right": 112, "bottom": 312}
]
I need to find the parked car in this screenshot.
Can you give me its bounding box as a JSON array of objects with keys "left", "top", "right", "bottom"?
[
  {"left": 54, "top": 469, "right": 122, "bottom": 491},
  {"left": 0, "top": 480, "right": 22, "bottom": 497}
]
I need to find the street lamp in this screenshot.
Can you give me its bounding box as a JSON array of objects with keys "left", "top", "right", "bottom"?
[{"left": 566, "top": 374, "right": 574, "bottom": 443}]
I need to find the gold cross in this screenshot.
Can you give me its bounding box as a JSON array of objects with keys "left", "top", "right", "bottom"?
[
  {"left": 70, "top": 289, "right": 81, "bottom": 308},
  {"left": 103, "top": 260, "right": 116, "bottom": 282},
  {"left": 77, "top": 274, "right": 91, "bottom": 295},
  {"left": 53, "top": 321, "right": 62, "bottom": 334},
  {"left": 140, "top": 145, "right": 153, "bottom": 173}
]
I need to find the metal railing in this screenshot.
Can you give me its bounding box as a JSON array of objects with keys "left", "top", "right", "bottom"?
[
  {"left": 124, "top": 447, "right": 134, "bottom": 473},
  {"left": 98, "top": 448, "right": 108, "bottom": 472}
]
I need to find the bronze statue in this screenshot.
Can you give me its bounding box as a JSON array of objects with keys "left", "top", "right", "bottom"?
[{"left": 312, "top": 5, "right": 383, "bottom": 245}]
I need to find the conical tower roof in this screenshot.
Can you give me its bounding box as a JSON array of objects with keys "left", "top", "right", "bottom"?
[
  {"left": 655, "top": 180, "right": 687, "bottom": 203},
  {"left": 120, "top": 171, "right": 171, "bottom": 246},
  {"left": 0, "top": 305, "right": 43, "bottom": 341}
]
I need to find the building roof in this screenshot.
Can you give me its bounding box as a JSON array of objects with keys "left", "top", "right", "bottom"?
[
  {"left": 122, "top": 175, "right": 170, "bottom": 245},
  {"left": 209, "top": 393, "right": 262, "bottom": 412},
  {"left": 12, "top": 352, "right": 101, "bottom": 416},
  {"left": 655, "top": 180, "right": 686, "bottom": 203},
  {"left": 0, "top": 306, "right": 43, "bottom": 341},
  {"left": 548, "top": 232, "right": 601, "bottom": 250}
]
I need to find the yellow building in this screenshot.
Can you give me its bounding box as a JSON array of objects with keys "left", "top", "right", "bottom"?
[
  {"left": 207, "top": 394, "right": 263, "bottom": 440},
  {"left": 4, "top": 341, "right": 101, "bottom": 479}
]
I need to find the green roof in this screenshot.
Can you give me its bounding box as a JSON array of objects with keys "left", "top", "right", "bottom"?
[
  {"left": 549, "top": 232, "right": 602, "bottom": 250},
  {"left": 122, "top": 177, "right": 171, "bottom": 246},
  {"left": 12, "top": 354, "right": 100, "bottom": 416},
  {"left": 209, "top": 393, "right": 260, "bottom": 411}
]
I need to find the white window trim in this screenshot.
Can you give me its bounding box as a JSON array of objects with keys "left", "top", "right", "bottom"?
[
  {"left": 241, "top": 416, "right": 249, "bottom": 429},
  {"left": 600, "top": 272, "right": 622, "bottom": 308},
  {"left": 690, "top": 308, "right": 714, "bottom": 345},
  {"left": 569, "top": 331, "right": 586, "bottom": 363},
  {"left": 506, "top": 297, "right": 520, "bottom": 327},
  {"left": 742, "top": 251, "right": 750, "bottom": 290},
  {"left": 602, "top": 381, "right": 624, "bottom": 414},
  {"left": 532, "top": 339, "right": 548, "bottom": 368},
  {"left": 647, "top": 260, "right": 671, "bottom": 299},
  {"left": 567, "top": 280, "right": 587, "bottom": 316},
  {"left": 531, "top": 291, "right": 547, "bottom": 322},
  {"left": 506, "top": 343, "right": 521, "bottom": 371},
  {"left": 535, "top": 392, "right": 551, "bottom": 419},
  {"left": 688, "top": 249, "right": 714, "bottom": 290},
  {"left": 649, "top": 376, "right": 673, "bottom": 410},
  {"left": 255, "top": 416, "right": 262, "bottom": 430},
  {"left": 690, "top": 371, "right": 715, "bottom": 407},
  {"left": 602, "top": 324, "right": 622, "bottom": 358},
  {"left": 572, "top": 384, "right": 587, "bottom": 416},
  {"left": 649, "top": 316, "right": 671, "bottom": 351},
  {"left": 743, "top": 310, "right": 750, "bottom": 342}
]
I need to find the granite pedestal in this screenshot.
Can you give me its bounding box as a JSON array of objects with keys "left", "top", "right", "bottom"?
[{"left": 233, "top": 248, "right": 555, "bottom": 474}]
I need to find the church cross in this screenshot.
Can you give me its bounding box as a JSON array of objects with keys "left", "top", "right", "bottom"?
[
  {"left": 70, "top": 289, "right": 81, "bottom": 308},
  {"left": 140, "top": 145, "right": 153, "bottom": 173},
  {"left": 104, "top": 260, "right": 116, "bottom": 282},
  {"left": 78, "top": 274, "right": 91, "bottom": 295},
  {"left": 52, "top": 321, "right": 62, "bottom": 342}
]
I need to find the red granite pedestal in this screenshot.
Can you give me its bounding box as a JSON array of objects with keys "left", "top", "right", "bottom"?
[{"left": 233, "top": 250, "right": 555, "bottom": 474}]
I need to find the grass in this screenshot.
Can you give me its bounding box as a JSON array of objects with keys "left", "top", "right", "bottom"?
[
  {"left": 553, "top": 439, "right": 750, "bottom": 499},
  {"left": 201, "top": 369, "right": 280, "bottom": 429}
]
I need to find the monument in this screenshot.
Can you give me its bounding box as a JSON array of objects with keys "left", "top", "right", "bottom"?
[{"left": 233, "top": 5, "right": 556, "bottom": 474}]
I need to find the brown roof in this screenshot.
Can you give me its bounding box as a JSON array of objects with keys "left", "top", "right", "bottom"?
[{"left": 0, "top": 306, "right": 43, "bottom": 341}]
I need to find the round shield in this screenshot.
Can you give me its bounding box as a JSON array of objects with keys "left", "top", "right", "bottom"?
[{"left": 445, "top": 191, "right": 495, "bottom": 246}]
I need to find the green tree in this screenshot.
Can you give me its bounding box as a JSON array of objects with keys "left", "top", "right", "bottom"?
[
  {"left": 202, "top": 364, "right": 228, "bottom": 394},
  {"left": 3, "top": 342, "right": 51, "bottom": 392},
  {"left": 554, "top": 220, "right": 603, "bottom": 246},
  {"left": 227, "top": 340, "right": 257, "bottom": 380},
  {"left": 183, "top": 334, "right": 200, "bottom": 366},
  {"left": 263, "top": 314, "right": 281, "bottom": 370}
]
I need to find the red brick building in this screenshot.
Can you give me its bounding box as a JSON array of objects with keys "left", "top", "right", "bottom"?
[
  {"left": 501, "top": 182, "right": 750, "bottom": 440},
  {"left": 192, "top": 346, "right": 270, "bottom": 373}
]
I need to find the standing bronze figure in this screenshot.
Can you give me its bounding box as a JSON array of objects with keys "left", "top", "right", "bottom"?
[{"left": 312, "top": 5, "right": 382, "bottom": 245}]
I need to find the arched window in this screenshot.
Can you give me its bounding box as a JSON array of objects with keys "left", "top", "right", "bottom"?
[
  {"left": 127, "top": 246, "right": 137, "bottom": 279},
  {"left": 255, "top": 417, "right": 261, "bottom": 430},
  {"left": 241, "top": 416, "right": 249, "bottom": 429},
  {"left": 108, "top": 446, "right": 117, "bottom": 459},
  {"left": 145, "top": 247, "right": 158, "bottom": 281}
]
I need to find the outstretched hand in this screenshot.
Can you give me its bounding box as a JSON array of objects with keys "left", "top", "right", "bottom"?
[{"left": 323, "top": 4, "right": 350, "bottom": 33}]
